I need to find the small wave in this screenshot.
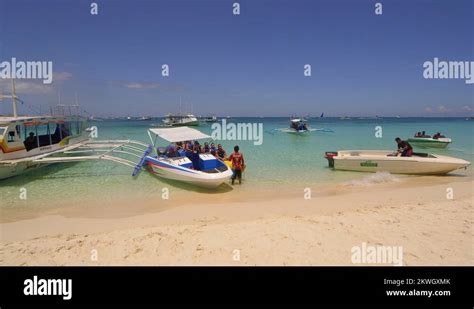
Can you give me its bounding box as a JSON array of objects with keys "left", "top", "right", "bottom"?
[{"left": 344, "top": 172, "right": 400, "bottom": 186}]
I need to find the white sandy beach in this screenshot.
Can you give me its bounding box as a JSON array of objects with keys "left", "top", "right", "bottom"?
[{"left": 0, "top": 176, "right": 472, "bottom": 266}]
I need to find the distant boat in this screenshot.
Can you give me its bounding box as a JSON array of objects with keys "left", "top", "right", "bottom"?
[
  {"left": 287, "top": 117, "right": 310, "bottom": 134},
  {"left": 395, "top": 115, "right": 401, "bottom": 119},
  {"left": 162, "top": 114, "right": 199, "bottom": 126},
  {"left": 320, "top": 113, "right": 324, "bottom": 118},
  {"left": 198, "top": 115, "right": 218, "bottom": 123},
  {"left": 340, "top": 116, "right": 351, "bottom": 120},
  {"left": 408, "top": 133, "right": 452, "bottom": 149}
]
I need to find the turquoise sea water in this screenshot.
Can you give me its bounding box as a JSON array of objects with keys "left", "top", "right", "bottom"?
[{"left": 0, "top": 117, "right": 473, "bottom": 212}]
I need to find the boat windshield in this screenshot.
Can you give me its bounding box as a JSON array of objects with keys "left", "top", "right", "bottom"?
[{"left": 0, "top": 127, "right": 6, "bottom": 137}]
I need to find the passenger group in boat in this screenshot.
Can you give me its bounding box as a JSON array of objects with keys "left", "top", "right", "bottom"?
[
  {"left": 160, "top": 141, "right": 244, "bottom": 184},
  {"left": 413, "top": 131, "right": 445, "bottom": 139}
]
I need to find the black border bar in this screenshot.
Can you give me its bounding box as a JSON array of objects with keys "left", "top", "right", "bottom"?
[{"left": 0, "top": 267, "right": 472, "bottom": 306}]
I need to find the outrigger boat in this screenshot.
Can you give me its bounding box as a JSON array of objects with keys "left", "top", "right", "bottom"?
[
  {"left": 407, "top": 136, "right": 452, "bottom": 148},
  {"left": 324, "top": 150, "right": 470, "bottom": 175},
  {"left": 278, "top": 117, "right": 333, "bottom": 134},
  {"left": 144, "top": 127, "right": 233, "bottom": 188},
  {"left": 279, "top": 118, "right": 312, "bottom": 134},
  {"left": 0, "top": 79, "right": 151, "bottom": 180}
]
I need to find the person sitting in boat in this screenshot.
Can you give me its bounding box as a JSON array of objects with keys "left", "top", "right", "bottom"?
[
  {"left": 420, "top": 131, "right": 430, "bottom": 138},
  {"left": 210, "top": 143, "right": 216, "bottom": 155},
  {"left": 184, "top": 141, "right": 193, "bottom": 151},
  {"left": 395, "top": 137, "right": 413, "bottom": 157},
  {"left": 193, "top": 141, "right": 202, "bottom": 154},
  {"left": 432, "top": 132, "right": 445, "bottom": 139},
  {"left": 216, "top": 144, "right": 226, "bottom": 160},
  {"left": 60, "top": 124, "right": 70, "bottom": 138},
  {"left": 203, "top": 142, "right": 210, "bottom": 153},
  {"left": 228, "top": 145, "right": 245, "bottom": 185},
  {"left": 290, "top": 121, "right": 298, "bottom": 130},
  {"left": 165, "top": 144, "right": 177, "bottom": 157},
  {"left": 24, "top": 132, "right": 37, "bottom": 151},
  {"left": 415, "top": 132, "right": 421, "bottom": 137}
]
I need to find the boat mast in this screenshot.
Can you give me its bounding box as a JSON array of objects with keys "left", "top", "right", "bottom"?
[{"left": 11, "top": 78, "right": 18, "bottom": 117}]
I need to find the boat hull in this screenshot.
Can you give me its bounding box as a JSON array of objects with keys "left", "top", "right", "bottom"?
[
  {"left": 407, "top": 138, "right": 451, "bottom": 148},
  {"left": 0, "top": 161, "right": 45, "bottom": 180},
  {"left": 281, "top": 128, "right": 310, "bottom": 134},
  {"left": 146, "top": 156, "right": 233, "bottom": 188},
  {"left": 163, "top": 120, "right": 199, "bottom": 127},
  {"left": 325, "top": 150, "right": 470, "bottom": 175}
]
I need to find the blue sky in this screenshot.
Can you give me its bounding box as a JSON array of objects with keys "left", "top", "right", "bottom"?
[{"left": 0, "top": 0, "right": 473, "bottom": 117}]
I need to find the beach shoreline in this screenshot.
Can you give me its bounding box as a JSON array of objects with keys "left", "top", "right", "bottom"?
[{"left": 1, "top": 175, "right": 472, "bottom": 266}]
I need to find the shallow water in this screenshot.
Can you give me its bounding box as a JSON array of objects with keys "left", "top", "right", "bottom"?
[{"left": 0, "top": 117, "right": 472, "bottom": 214}]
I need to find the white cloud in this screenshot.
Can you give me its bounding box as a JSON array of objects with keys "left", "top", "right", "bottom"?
[
  {"left": 0, "top": 79, "right": 53, "bottom": 95},
  {"left": 437, "top": 105, "right": 451, "bottom": 113},
  {"left": 53, "top": 71, "right": 73, "bottom": 82},
  {"left": 461, "top": 105, "right": 473, "bottom": 112}
]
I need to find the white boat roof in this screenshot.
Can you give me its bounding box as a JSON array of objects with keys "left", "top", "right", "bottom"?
[
  {"left": 0, "top": 115, "right": 81, "bottom": 125},
  {"left": 149, "top": 126, "right": 211, "bottom": 142}
]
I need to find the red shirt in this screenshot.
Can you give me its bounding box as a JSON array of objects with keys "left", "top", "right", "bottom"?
[{"left": 228, "top": 152, "right": 244, "bottom": 170}]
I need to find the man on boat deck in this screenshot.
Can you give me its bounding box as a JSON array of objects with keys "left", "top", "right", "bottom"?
[
  {"left": 210, "top": 143, "right": 216, "bottom": 155},
  {"left": 395, "top": 137, "right": 413, "bottom": 157},
  {"left": 228, "top": 145, "right": 245, "bottom": 185}
]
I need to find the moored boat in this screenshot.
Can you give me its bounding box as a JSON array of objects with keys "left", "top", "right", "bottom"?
[
  {"left": 407, "top": 137, "right": 452, "bottom": 148},
  {"left": 162, "top": 114, "right": 199, "bottom": 126},
  {"left": 144, "top": 127, "right": 233, "bottom": 188},
  {"left": 198, "top": 115, "right": 218, "bottom": 123},
  {"left": 324, "top": 150, "right": 470, "bottom": 175},
  {"left": 283, "top": 118, "right": 310, "bottom": 134}
]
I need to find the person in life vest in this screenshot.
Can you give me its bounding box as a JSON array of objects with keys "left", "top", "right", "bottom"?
[
  {"left": 215, "top": 144, "right": 226, "bottom": 160},
  {"left": 227, "top": 145, "right": 245, "bottom": 185}
]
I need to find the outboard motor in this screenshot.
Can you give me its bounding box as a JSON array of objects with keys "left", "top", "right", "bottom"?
[{"left": 324, "top": 151, "right": 338, "bottom": 168}]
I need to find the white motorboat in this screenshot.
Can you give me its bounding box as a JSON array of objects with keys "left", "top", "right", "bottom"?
[
  {"left": 407, "top": 136, "right": 452, "bottom": 148},
  {"left": 145, "top": 127, "right": 233, "bottom": 188},
  {"left": 324, "top": 150, "right": 470, "bottom": 175},
  {"left": 162, "top": 114, "right": 199, "bottom": 126}
]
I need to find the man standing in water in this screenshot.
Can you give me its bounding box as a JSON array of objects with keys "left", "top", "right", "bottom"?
[
  {"left": 228, "top": 145, "right": 245, "bottom": 185},
  {"left": 395, "top": 137, "right": 413, "bottom": 157}
]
